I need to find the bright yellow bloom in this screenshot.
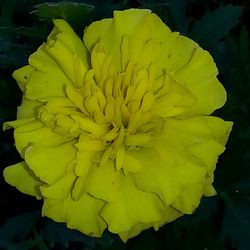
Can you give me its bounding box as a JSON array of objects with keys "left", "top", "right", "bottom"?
[{"left": 3, "top": 9, "right": 232, "bottom": 241}]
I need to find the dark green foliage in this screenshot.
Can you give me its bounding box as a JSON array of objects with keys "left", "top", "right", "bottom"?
[
  {"left": 33, "top": 2, "right": 95, "bottom": 31},
  {"left": 189, "top": 4, "right": 243, "bottom": 49},
  {"left": 40, "top": 219, "right": 113, "bottom": 249},
  {"left": 0, "top": 0, "right": 250, "bottom": 249},
  {"left": 221, "top": 182, "right": 250, "bottom": 250}
]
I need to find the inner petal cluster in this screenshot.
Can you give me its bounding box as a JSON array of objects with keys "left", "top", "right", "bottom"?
[{"left": 37, "top": 42, "right": 164, "bottom": 173}]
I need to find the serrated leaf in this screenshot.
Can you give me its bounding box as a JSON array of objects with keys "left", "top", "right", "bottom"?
[
  {"left": 239, "top": 25, "right": 249, "bottom": 66},
  {"left": 221, "top": 192, "right": 250, "bottom": 250},
  {"left": 0, "top": 40, "right": 33, "bottom": 69},
  {"left": 0, "top": 210, "right": 40, "bottom": 243},
  {"left": 0, "top": 27, "right": 48, "bottom": 38},
  {"left": 141, "top": 0, "right": 190, "bottom": 33},
  {"left": 32, "top": 1, "right": 94, "bottom": 29},
  {"left": 189, "top": 4, "right": 243, "bottom": 48},
  {"left": 227, "top": 178, "right": 250, "bottom": 195},
  {"left": 166, "top": 0, "right": 189, "bottom": 34},
  {"left": 41, "top": 219, "right": 113, "bottom": 249},
  {"left": 174, "top": 196, "right": 218, "bottom": 231},
  {"left": 140, "top": 3, "right": 170, "bottom": 23}
]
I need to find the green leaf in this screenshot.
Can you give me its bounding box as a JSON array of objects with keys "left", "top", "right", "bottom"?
[
  {"left": 41, "top": 219, "right": 113, "bottom": 249},
  {"left": 0, "top": 210, "right": 40, "bottom": 243},
  {"left": 141, "top": 0, "right": 190, "bottom": 33},
  {"left": 32, "top": 1, "right": 95, "bottom": 30},
  {"left": 0, "top": 39, "right": 34, "bottom": 70},
  {"left": 165, "top": 0, "right": 189, "bottom": 34},
  {"left": 174, "top": 196, "right": 219, "bottom": 230},
  {"left": 0, "top": 27, "right": 48, "bottom": 38},
  {"left": 221, "top": 185, "right": 250, "bottom": 250},
  {"left": 160, "top": 197, "right": 224, "bottom": 250},
  {"left": 239, "top": 25, "right": 249, "bottom": 66},
  {"left": 189, "top": 4, "right": 243, "bottom": 48}
]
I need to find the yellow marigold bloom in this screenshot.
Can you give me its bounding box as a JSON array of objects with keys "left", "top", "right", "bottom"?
[{"left": 3, "top": 9, "right": 232, "bottom": 241}]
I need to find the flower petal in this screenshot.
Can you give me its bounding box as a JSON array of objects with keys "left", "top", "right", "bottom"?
[
  {"left": 76, "top": 159, "right": 123, "bottom": 202},
  {"left": 172, "top": 183, "right": 204, "bottom": 214},
  {"left": 84, "top": 9, "right": 153, "bottom": 70},
  {"left": 42, "top": 194, "right": 106, "bottom": 237},
  {"left": 202, "top": 116, "right": 233, "bottom": 144},
  {"left": 40, "top": 172, "right": 76, "bottom": 199},
  {"left": 12, "top": 65, "right": 33, "bottom": 92},
  {"left": 24, "top": 48, "right": 71, "bottom": 100},
  {"left": 173, "top": 48, "right": 226, "bottom": 115},
  {"left": 119, "top": 206, "right": 181, "bottom": 242},
  {"left": 10, "top": 120, "right": 72, "bottom": 157},
  {"left": 3, "top": 161, "right": 42, "bottom": 198},
  {"left": 17, "top": 98, "right": 42, "bottom": 119},
  {"left": 24, "top": 142, "right": 76, "bottom": 184},
  {"left": 20, "top": 19, "right": 89, "bottom": 101},
  {"left": 100, "top": 175, "right": 165, "bottom": 234},
  {"left": 132, "top": 148, "right": 206, "bottom": 206}
]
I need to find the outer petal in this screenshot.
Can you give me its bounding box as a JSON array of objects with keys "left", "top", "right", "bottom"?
[
  {"left": 202, "top": 116, "right": 233, "bottom": 144},
  {"left": 40, "top": 172, "right": 76, "bottom": 200},
  {"left": 6, "top": 120, "right": 73, "bottom": 157},
  {"left": 172, "top": 48, "right": 226, "bottom": 115},
  {"left": 119, "top": 206, "right": 181, "bottom": 242},
  {"left": 16, "top": 98, "right": 42, "bottom": 119},
  {"left": 42, "top": 194, "right": 106, "bottom": 237},
  {"left": 12, "top": 65, "right": 33, "bottom": 92},
  {"left": 161, "top": 116, "right": 232, "bottom": 171},
  {"left": 15, "top": 19, "right": 89, "bottom": 101},
  {"left": 132, "top": 148, "right": 206, "bottom": 206},
  {"left": 84, "top": 9, "right": 152, "bottom": 70},
  {"left": 48, "top": 19, "right": 89, "bottom": 68},
  {"left": 132, "top": 116, "right": 232, "bottom": 206},
  {"left": 24, "top": 142, "right": 76, "bottom": 184},
  {"left": 3, "top": 161, "right": 42, "bottom": 198},
  {"left": 73, "top": 159, "right": 123, "bottom": 202},
  {"left": 100, "top": 175, "right": 165, "bottom": 234},
  {"left": 172, "top": 184, "right": 204, "bottom": 214}
]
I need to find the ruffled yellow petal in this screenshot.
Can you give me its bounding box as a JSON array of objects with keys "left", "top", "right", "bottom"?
[
  {"left": 132, "top": 149, "right": 207, "bottom": 206},
  {"left": 161, "top": 116, "right": 230, "bottom": 148},
  {"left": 161, "top": 116, "right": 232, "bottom": 171},
  {"left": 119, "top": 206, "right": 181, "bottom": 242},
  {"left": 202, "top": 116, "right": 233, "bottom": 144},
  {"left": 151, "top": 76, "right": 196, "bottom": 117},
  {"left": 17, "top": 98, "right": 42, "bottom": 119},
  {"left": 10, "top": 120, "right": 72, "bottom": 157},
  {"left": 100, "top": 175, "right": 165, "bottom": 234},
  {"left": 12, "top": 65, "right": 33, "bottom": 92},
  {"left": 84, "top": 9, "right": 152, "bottom": 70},
  {"left": 203, "top": 184, "right": 217, "bottom": 197},
  {"left": 40, "top": 172, "right": 76, "bottom": 199},
  {"left": 49, "top": 19, "right": 89, "bottom": 69},
  {"left": 16, "top": 19, "right": 89, "bottom": 101},
  {"left": 119, "top": 223, "right": 153, "bottom": 242},
  {"left": 172, "top": 184, "right": 204, "bottom": 214},
  {"left": 25, "top": 50, "right": 71, "bottom": 100},
  {"left": 76, "top": 159, "right": 122, "bottom": 202},
  {"left": 189, "top": 140, "right": 225, "bottom": 173},
  {"left": 3, "top": 161, "right": 42, "bottom": 198},
  {"left": 24, "top": 142, "right": 76, "bottom": 184},
  {"left": 173, "top": 49, "right": 226, "bottom": 115},
  {"left": 42, "top": 194, "right": 106, "bottom": 237}
]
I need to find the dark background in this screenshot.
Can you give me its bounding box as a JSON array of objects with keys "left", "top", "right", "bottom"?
[{"left": 0, "top": 0, "right": 250, "bottom": 249}]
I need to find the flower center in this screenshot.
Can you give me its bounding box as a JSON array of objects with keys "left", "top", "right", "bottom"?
[{"left": 37, "top": 42, "right": 164, "bottom": 172}]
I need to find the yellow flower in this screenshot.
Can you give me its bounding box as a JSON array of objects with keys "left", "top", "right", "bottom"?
[{"left": 3, "top": 9, "right": 232, "bottom": 241}]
